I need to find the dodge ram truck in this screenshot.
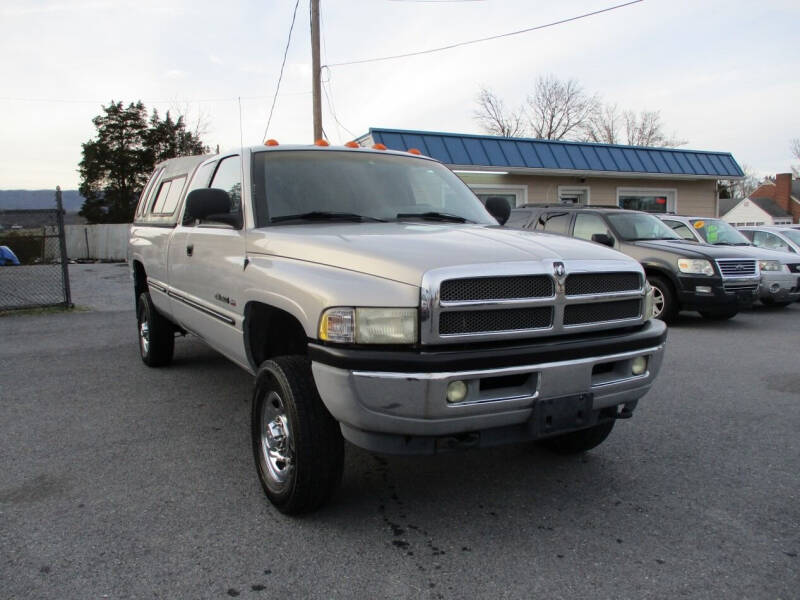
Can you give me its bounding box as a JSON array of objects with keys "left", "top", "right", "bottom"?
[{"left": 128, "top": 143, "right": 667, "bottom": 514}]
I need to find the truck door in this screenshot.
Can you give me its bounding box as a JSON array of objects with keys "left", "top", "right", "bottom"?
[{"left": 167, "top": 155, "right": 249, "bottom": 368}]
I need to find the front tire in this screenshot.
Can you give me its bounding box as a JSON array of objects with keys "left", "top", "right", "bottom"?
[
  {"left": 136, "top": 292, "right": 174, "bottom": 367},
  {"left": 251, "top": 356, "right": 344, "bottom": 515},
  {"left": 540, "top": 420, "right": 616, "bottom": 454},
  {"left": 647, "top": 275, "right": 678, "bottom": 323}
]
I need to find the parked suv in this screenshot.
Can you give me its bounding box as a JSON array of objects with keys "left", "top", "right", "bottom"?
[
  {"left": 658, "top": 215, "right": 800, "bottom": 306},
  {"left": 503, "top": 205, "right": 759, "bottom": 322},
  {"left": 128, "top": 145, "right": 666, "bottom": 513}
]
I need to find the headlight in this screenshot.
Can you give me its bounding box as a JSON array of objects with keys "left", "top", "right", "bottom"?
[
  {"left": 643, "top": 282, "right": 655, "bottom": 320},
  {"left": 758, "top": 260, "right": 787, "bottom": 272},
  {"left": 319, "top": 307, "right": 417, "bottom": 344},
  {"left": 677, "top": 258, "right": 714, "bottom": 276}
]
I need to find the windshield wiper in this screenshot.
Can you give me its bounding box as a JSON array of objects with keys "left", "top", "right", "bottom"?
[
  {"left": 271, "top": 211, "right": 387, "bottom": 223},
  {"left": 396, "top": 211, "right": 473, "bottom": 223}
]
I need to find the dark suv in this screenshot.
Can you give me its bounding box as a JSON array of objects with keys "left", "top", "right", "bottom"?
[{"left": 501, "top": 205, "right": 760, "bottom": 322}]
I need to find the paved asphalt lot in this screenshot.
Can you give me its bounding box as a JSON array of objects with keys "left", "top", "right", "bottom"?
[{"left": 1, "top": 264, "right": 798, "bottom": 599}]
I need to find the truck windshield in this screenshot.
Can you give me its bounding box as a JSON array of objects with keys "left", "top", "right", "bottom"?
[
  {"left": 606, "top": 213, "right": 682, "bottom": 241},
  {"left": 252, "top": 150, "right": 496, "bottom": 227},
  {"left": 689, "top": 219, "right": 750, "bottom": 245},
  {"left": 781, "top": 229, "right": 800, "bottom": 245}
]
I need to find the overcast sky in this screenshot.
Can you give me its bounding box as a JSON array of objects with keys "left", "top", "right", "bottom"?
[{"left": 1, "top": 0, "right": 798, "bottom": 189}]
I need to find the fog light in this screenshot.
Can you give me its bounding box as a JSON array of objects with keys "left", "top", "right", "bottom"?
[
  {"left": 696, "top": 285, "right": 712, "bottom": 294},
  {"left": 631, "top": 356, "right": 648, "bottom": 376},
  {"left": 446, "top": 380, "right": 468, "bottom": 403},
  {"left": 769, "top": 283, "right": 781, "bottom": 294}
]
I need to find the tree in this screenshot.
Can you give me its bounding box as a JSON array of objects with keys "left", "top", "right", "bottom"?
[
  {"left": 473, "top": 75, "right": 685, "bottom": 148},
  {"left": 525, "top": 75, "right": 599, "bottom": 140},
  {"left": 718, "top": 164, "right": 759, "bottom": 200},
  {"left": 791, "top": 138, "right": 800, "bottom": 177},
  {"left": 473, "top": 87, "right": 524, "bottom": 137},
  {"left": 78, "top": 101, "right": 208, "bottom": 223}
]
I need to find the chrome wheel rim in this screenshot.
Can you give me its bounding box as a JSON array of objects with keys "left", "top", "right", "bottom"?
[
  {"left": 139, "top": 315, "right": 150, "bottom": 355},
  {"left": 651, "top": 285, "right": 665, "bottom": 318},
  {"left": 260, "top": 391, "right": 294, "bottom": 485}
]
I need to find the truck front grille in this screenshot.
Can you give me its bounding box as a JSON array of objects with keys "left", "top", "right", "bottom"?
[
  {"left": 439, "top": 307, "right": 552, "bottom": 335},
  {"left": 422, "top": 263, "right": 647, "bottom": 344},
  {"left": 716, "top": 259, "right": 757, "bottom": 277},
  {"left": 563, "top": 299, "right": 641, "bottom": 325},
  {"left": 565, "top": 272, "right": 641, "bottom": 295},
  {"left": 440, "top": 275, "right": 553, "bottom": 302}
]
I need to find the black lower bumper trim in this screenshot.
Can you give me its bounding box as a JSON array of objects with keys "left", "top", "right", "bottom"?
[{"left": 309, "top": 319, "right": 667, "bottom": 373}]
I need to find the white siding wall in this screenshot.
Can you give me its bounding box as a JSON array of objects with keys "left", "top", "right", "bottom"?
[{"left": 721, "top": 200, "right": 777, "bottom": 226}]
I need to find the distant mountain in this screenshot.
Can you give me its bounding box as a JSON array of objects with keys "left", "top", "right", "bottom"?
[{"left": 0, "top": 189, "right": 85, "bottom": 212}]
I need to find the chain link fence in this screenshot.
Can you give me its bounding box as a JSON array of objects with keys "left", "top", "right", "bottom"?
[{"left": 0, "top": 205, "right": 72, "bottom": 310}]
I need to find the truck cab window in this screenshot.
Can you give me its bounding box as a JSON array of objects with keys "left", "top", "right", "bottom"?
[{"left": 210, "top": 156, "right": 243, "bottom": 216}]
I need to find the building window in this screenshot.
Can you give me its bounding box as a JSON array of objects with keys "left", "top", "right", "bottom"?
[
  {"left": 470, "top": 185, "right": 528, "bottom": 214},
  {"left": 558, "top": 186, "right": 590, "bottom": 205},
  {"left": 617, "top": 187, "right": 677, "bottom": 213}
]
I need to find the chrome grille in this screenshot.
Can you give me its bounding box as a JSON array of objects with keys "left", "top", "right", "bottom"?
[
  {"left": 722, "top": 282, "right": 758, "bottom": 293},
  {"left": 564, "top": 300, "right": 641, "bottom": 325},
  {"left": 716, "top": 259, "right": 757, "bottom": 277},
  {"left": 440, "top": 275, "right": 553, "bottom": 302},
  {"left": 439, "top": 307, "right": 552, "bottom": 335},
  {"left": 421, "top": 262, "right": 647, "bottom": 344},
  {"left": 565, "top": 272, "right": 641, "bottom": 296}
]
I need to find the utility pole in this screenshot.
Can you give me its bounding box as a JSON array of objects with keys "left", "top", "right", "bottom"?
[{"left": 311, "top": 0, "right": 323, "bottom": 141}]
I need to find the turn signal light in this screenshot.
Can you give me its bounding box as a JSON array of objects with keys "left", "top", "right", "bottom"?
[
  {"left": 315, "top": 139, "right": 330, "bottom": 147},
  {"left": 264, "top": 139, "right": 279, "bottom": 146},
  {"left": 407, "top": 148, "right": 421, "bottom": 155},
  {"left": 372, "top": 143, "right": 387, "bottom": 150}
]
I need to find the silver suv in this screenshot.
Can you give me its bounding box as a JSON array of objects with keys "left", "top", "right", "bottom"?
[
  {"left": 659, "top": 216, "right": 800, "bottom": 306},
  {"left": 128, "top": 144, "right": 666, "bottom": 513}
]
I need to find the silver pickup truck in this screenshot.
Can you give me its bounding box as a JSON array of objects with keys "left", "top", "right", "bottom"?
[{"left": 128, "top": 144, "right": 667, "bottom": 514}]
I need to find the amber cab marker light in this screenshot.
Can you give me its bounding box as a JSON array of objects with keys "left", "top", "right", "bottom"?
[
  {"left": 407, "top": 148, "right": 421, "bottom": 155},
  {"left": 372, "top": 143, "right": 387, "bottom": 150},
  {"left": 265, "top": 139, "right": 279, "bottom": 146},
  {"left": 345, "top": 141, "right": 360, "bottom": 148},
  {"left": 315, "top": 139, "right": 330, "bottom": 147}
]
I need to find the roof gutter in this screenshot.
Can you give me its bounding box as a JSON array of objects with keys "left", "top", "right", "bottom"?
[{"left": 447, "top": 164, "right": 742, "bottom": 181}]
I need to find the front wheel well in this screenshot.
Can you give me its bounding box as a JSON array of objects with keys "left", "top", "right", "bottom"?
[
  {"left": 133, "top": 260, "right": 148, "bottom": 301},
  {"left": 244, "top": 302, "right": 309, "bottom": 369}
]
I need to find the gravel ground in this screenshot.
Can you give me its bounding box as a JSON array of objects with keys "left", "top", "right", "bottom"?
[{"left": 1, "top": 265, "right": 798, "bottom": 599}]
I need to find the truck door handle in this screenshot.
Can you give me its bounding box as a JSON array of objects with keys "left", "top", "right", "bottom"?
[{"left": 186, "top": 244, "right": 194, "bottom": 256}]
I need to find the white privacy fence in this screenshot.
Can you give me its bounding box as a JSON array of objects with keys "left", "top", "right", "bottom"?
[{"left": 63, "top": 224, "right": 130, "bottom": 261}]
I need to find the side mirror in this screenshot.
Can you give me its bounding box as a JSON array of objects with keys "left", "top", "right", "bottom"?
[
  {"left": 485, "top": 196, "right": 511, "bottom": 226},
  {"left": 591, "top": 233, "right": 615, "bottom": 247},
  {"left": 184, "top": 188, "right": 240, "bottom": 227}
]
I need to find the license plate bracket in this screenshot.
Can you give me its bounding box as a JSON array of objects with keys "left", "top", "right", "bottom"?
[{"left": 533, "top": 393, "right": 594, "bottom": 437}]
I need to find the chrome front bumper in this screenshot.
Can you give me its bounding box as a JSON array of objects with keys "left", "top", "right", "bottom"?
[
  {"left": 311, "top": 341, "right": 665, "bottom": 451},
  {"left": 759, "top": 272, "right": 800, "bottom": 302}
]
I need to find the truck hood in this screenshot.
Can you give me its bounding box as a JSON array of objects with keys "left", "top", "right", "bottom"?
[
  {"left": 247, "top": 223, "right": 636, "bottom": 286},
  {"left": 629, "top": 239, "right": 759, "bottom": 259}
]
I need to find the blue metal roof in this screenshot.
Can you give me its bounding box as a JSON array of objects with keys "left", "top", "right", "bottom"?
[{"left": 368, "top": 128, "right": 744, "bottom": 178}]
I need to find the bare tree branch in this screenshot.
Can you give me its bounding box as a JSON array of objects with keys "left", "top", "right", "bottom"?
[
  {"left": 525, "top": 75, "right": 599, "bottom": 140},
  {"left": 473, "top": 87, "right": 525, "bottom": 137},
  {"left": 791, "top": 138, "right": 800, "bottom": 177},
  {"left": 719, "top": 163, "right": 759, "bottom": 200}
]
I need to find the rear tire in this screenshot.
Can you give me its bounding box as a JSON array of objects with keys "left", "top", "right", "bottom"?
[
  {"left": 647, "top": 275, "right": 678, "bottom": 323},
  {"left": 251, "top": 356, "right": 344, "bottom": 515},
  {"left": 136, "top": 292, "right": 174, "bottom": 367},
  {"left": 699, "top": 308, "right": 738, "bottom": 320},
  {"left": 540, "top": 420, "right": 616, "bottom": 454}
]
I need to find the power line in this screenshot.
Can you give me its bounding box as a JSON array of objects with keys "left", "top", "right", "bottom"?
[
  {"left": 325, "top": 0, "right": 643, "bottom": 68},
  {"left": 0, "top": 92, "right": 311, "bottom": 105},
  {"left": 263, "top": 0, "right": 301, "bottom": 141},
  {"left": 319, "top": 9, "right": 356, "bottom": 142}
]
